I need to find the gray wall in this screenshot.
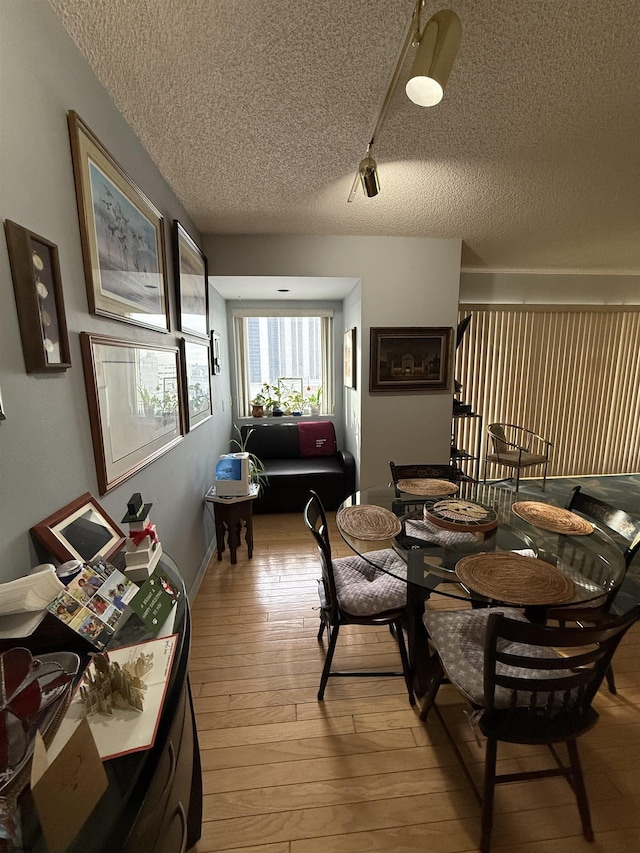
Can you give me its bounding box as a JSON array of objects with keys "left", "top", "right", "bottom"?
[
  {"left": 460, "top": 272, "right": 640, "bottom": 304},
  {"left": 0, "top": 0, "right": 231, "bottom": 587}
]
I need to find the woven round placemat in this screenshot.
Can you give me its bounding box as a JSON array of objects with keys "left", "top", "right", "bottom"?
[
  {"left": 397, "top": 478, "right": 458, "bottom": 497},
  {"left": 512, "top": 501, "right": 594, "bottom": 535},
  {"left": 337, "top": 505, "right": 402, "bottom": 540},
  {"left": 425, "top": 499, "right": 499, "bottom": 532},
  {"left": 455, "top": 551, "right": 576, "bottom": 605}
]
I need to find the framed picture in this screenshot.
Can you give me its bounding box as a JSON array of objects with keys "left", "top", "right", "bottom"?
[
  {"left": 369, "top": 326, "right": 453, "bottom": 392},
  {"left": 68, "top": 111, "right": 170, "bottom": 332},
  {"left": 80, "top": 333, "right": 184, "bottom": 494},
  {"left": 211, "top": 330, "right": 221, "bottom": 374},
  {"left": 30, "top": 493, "right": 125, "bottom": 563},
  {"left": 179, "top": 338, "right": 212, "bottom": 432},
  {"left": 174, "top": 221, "right": 208, "bottom": 338},
  {"left": 4, "top": 220, "right": 71, "bottom": 373},
  {"left": 343, "top": 327, "right": 356, "bottom": 389}
]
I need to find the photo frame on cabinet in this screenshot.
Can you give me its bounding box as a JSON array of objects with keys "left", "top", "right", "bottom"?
[
  {"left": 80, "top": 333, "right": 184, "bottom": 494},
  {"left": 179, "top": 338, "right": 212, "bottom": 432},
  {"left": 4, "top": 220, "right": 71, "bottom": 373},
  {"left": 174, "top": 221, "right": 208, "bottom": 338},
  {"left": 30, "top": 492, "right": 125, "bottom": 564},
  {"left": 68, "top": 111, "right": 170, "bottom": 332},
  {"left": 343, "top": 327, "right": 356, "bottom": 389},
  {"left": 369, "top": 326, "right": 453, "bottom": 392}
]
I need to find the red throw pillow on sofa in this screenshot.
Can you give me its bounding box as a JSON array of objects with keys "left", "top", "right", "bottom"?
[{"left": 298, "top": 421, "right": 337, "bottom": 456}]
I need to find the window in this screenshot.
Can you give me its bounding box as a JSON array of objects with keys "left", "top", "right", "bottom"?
[{"left": 233, "top": 309, "right": 333, "bottom": 416}]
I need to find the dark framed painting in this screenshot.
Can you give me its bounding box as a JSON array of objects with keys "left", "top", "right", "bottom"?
[
  {"left": 179, "top": 338, "right": 212, "bottom": 432},
  {"left": 4, "top": 220, "right": 71, "bottom": 373},
  {"left": 343, "top": 327, "right": 356, "bottom": 389},
  {"left": 30, "top": 492, "right": 125, "bottom": 563},
  {"left": 80, "top": 333, "right": 184, "bottom": 494},
  {"left": 369, "top": 326, "right": 453, "bottom": 392},
  {"left": 68, "top": 110, "right": 170, "bottom": 332},
  {"left": 174, "top": 221, "right": 208, "bottom": 338}
]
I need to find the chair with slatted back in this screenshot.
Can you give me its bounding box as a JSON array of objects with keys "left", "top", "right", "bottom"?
[
  {"left": 483, "top": 423, "right": 552, "bottom": 491},
  {"left": 303, "top": 490, "right": 414, "bottom": 705},
  {"left": 420, "top": 605, "right": 640, "bottom": 853},
  {"left": 389, "top": 461, "right": 463, "bottom": 486},
  {"left": 548, "top": 485, "right": 640, "bottom": 692}
]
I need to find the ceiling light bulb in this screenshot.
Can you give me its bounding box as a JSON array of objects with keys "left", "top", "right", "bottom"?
[
  {"left": 359, "top": 155, "right": 380, "bottom": 198},
  {"left": 406, "top": 9, "right": 461, "bottom": 107}
]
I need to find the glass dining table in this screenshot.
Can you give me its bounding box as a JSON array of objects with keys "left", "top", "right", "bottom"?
[{"left": 336, "top": 481, "right": 626, "bottom": 697}]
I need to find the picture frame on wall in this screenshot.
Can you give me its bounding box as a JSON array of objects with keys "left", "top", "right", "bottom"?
[
  {"left": 343, "top": 327, "right": 356, "bottom": 389},
  {"left": 80, "top": 333, "right": 184, "bottom": 494},
  {"left": 179, "top": 338, "right": 212, "bottom": 432},
  {"left": 4, "top": 220, "right": 71, "bottom": 373},
  {"left": 68, "top": 111, "right": 170, "bottom": 332},
  {"left": 369, "top": 326, "right": 453, "bottom": 392},
  {"left": 174, "top": 221, "right": 209, "bottom": 338},
  {"left": 211, "top": 330, "right": 221, "bottom": 374},
  {"left": 30, "top": 492, "right": 125, "bottom": 564}
]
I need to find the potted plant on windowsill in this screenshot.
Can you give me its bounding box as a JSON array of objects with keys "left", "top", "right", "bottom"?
[
  {"left": 289, "top": 390, "right": 305, "bottom": 416},
  {"left": 307, "top": 386, "right": 322, "bottom": 416}
]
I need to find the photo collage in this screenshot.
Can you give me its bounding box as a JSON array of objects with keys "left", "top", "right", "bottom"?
[{"left": 47, "top": 560, "right": 138, "bottom": 649}]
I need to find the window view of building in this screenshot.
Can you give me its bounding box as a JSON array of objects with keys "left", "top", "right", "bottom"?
[{"left": 247, "top": 317, "right": 322, "bottom": 401}]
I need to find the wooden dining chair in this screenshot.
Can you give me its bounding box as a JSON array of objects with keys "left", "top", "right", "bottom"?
[
  {"left": 389, "top": 461, "right": 462, "bottom": 485},
  {"left": 420, "top": 605, "right": 640, "bottom": 853},
  {"left": 303, "top": 490, "right": 415, "bottom": 705},
  {"left": 548, "top": 486, "right": 640, "bottom": 692}
]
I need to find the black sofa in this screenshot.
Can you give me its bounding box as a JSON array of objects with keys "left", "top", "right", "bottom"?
[{"left": 240, "top": 421, "right": 356, "bottom": 513}]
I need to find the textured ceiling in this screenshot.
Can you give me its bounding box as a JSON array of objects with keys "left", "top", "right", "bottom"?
[{"left": 49, "top": 0, "right": 640, "bottom": 273}]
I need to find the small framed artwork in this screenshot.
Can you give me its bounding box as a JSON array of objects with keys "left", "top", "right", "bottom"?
[
  {"left": 211, "top": 330, "right": 221, "bottom": 374},
  {"left": 80, "top": 333, "right": 184, "bottom": 494},
  {"left": 343, "top": 328, "right": 356, "bottom": 389},
  {"left": 179, "top": 338, "right": 212, "bottom": 432},
  {"left": 30, "top": 492, "right": 125, "bottom": 563},
  {"left": 174, "top": 221, "right": 208, "bottom": 338},
  {"left": 4, "top": 220, "right": 71, "bottom": 373},
  {"left": 369, "top": 326, "right": 453, "bottom": 393},
  {"left": 68, "top": 111, "right": 170, "bottom": 332}
]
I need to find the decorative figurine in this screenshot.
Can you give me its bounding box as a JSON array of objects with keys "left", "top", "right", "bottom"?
[{"left": 121, "top": 493, "right": 163, "bottom": 582}]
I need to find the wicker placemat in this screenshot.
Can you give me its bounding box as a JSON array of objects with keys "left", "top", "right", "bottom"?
[
  {"left": 512, "top": 501, "right": 594, "bottom": 535},
  {"left": 455, "top": 551, "right": 576, "bottom": 605},
  {"left": 425, "top": 499, "right": 499, "bottom": 532},
  {"left": 337, "top": 505, "right": 402, "bottom": 540},
  {"left": 397, "top": 478, "right": 458, "bottom": 496}
]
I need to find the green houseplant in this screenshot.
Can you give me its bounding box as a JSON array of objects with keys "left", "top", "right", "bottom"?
[
  {"left": 307, "top": 386, "right": 322, "bottom": 415},
  {"left": 229, "top": 425, "right": 268, "bottom": 491}
]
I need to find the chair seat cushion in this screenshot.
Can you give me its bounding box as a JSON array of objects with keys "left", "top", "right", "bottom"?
[
  {"left": 486, "top": 451, "right": 547, "bottom": 468},
  {"left": 333, "top": 549, "right": 407, "bottom": 616},
  {"left": 423, "top": 607, "right": 565, "bottom": 708}
]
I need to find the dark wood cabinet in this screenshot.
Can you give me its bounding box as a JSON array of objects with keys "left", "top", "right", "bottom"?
[{"left": 15, "top": 553, "right": 202, "bottom": 853}]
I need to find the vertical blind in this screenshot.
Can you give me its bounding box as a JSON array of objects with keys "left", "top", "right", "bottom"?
[{"left": 456, "top": 304, "right": 640, "bottom": 478}]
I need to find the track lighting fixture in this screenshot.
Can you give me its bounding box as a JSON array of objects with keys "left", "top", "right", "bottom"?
[
  {"left": 406, "top": 9, "right": 462, "bottom": 107},
  {"left": 359, "top": 147, "right": 380, "bottom": 198},
  {"left": 347, "top": 3, "right": 461, "bottom": 202}
]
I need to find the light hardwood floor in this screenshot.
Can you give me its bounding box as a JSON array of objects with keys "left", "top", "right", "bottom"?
[{"left": 189, "top": 511, "right": 640, "bottom": 853}]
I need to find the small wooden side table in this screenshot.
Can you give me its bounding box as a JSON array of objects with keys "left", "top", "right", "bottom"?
[{"left": 205, "top": 485, "right": 259, "bottom": 565}]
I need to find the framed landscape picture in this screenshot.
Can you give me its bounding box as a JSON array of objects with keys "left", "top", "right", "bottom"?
[
  {"left": 80, "top": 333, "right": 184, "bottom": 494},
  {"left": 369, "top": 326, "right": 453, "bottom": 392},
  {"left": 174, "top": 221, "right": 208, "bottom": 338},
  {"left": 68, "top": 111, "right": 170, "bottom": 332},
  {"left": 180, "top": 338, "right": 212, "bottom": 431}
]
